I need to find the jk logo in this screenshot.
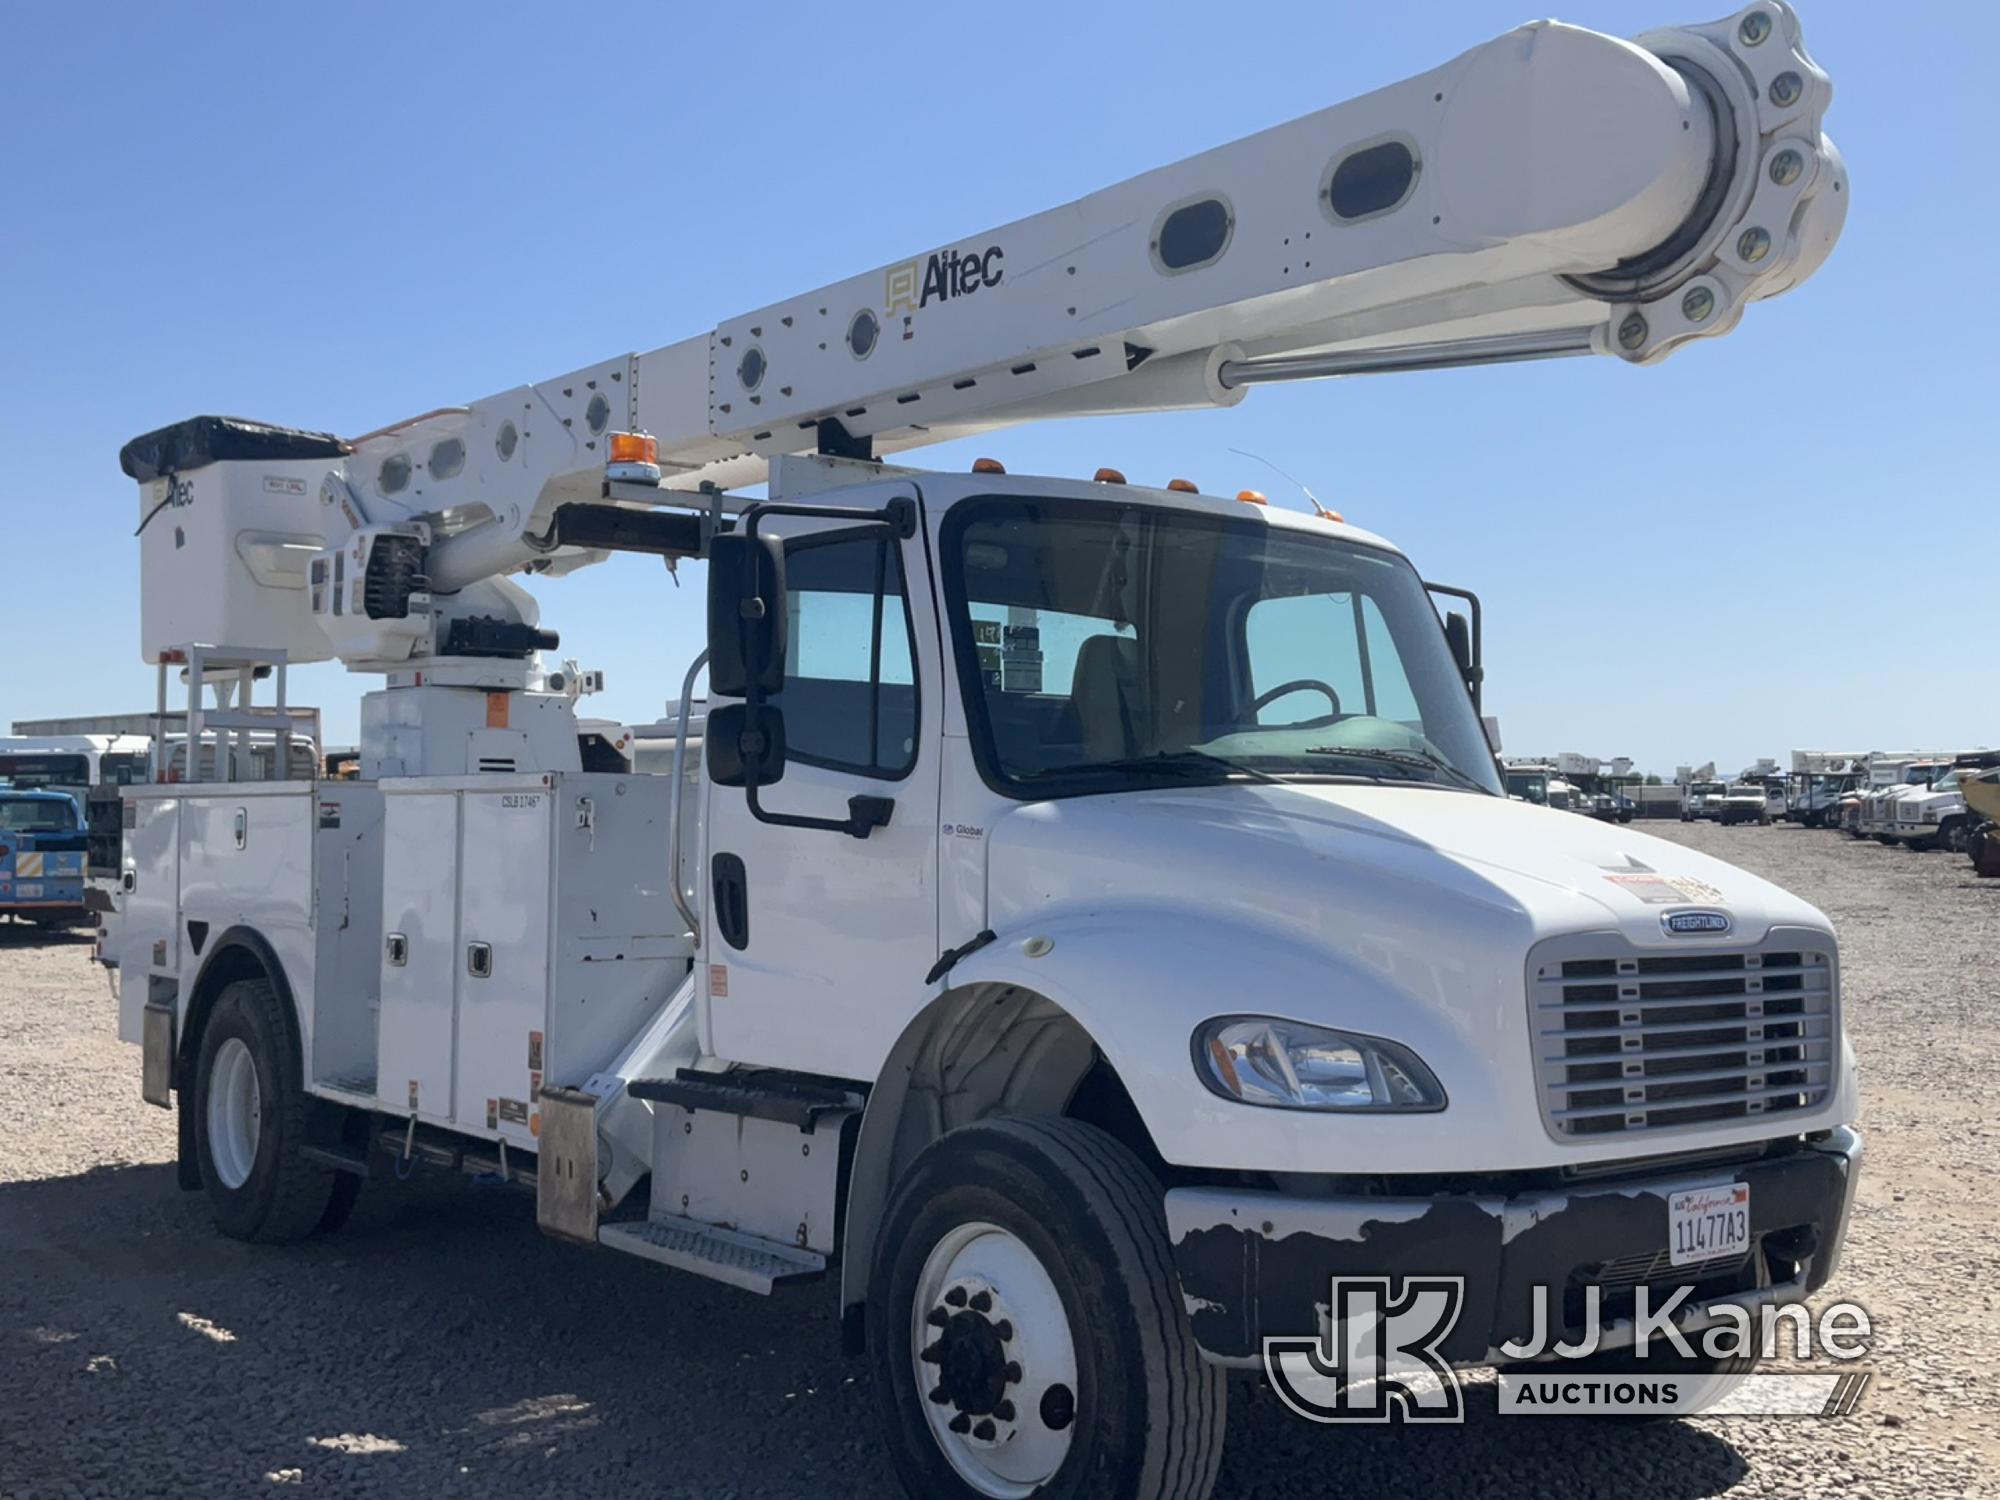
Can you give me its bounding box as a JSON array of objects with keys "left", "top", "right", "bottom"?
[{"left": 1262, "top": 1276, "right": 1466, "bottom": 1423}]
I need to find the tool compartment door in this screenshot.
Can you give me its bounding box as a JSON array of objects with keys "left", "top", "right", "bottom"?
[
  {"left": 377, "top": 787, "right": 461, "bottom": 1123},
  {"left": 115, "top": 793, "right": 182, "bottom": 1043},
  {"left": 455, "top": 783, "right": 555, "bottom": 1147}
]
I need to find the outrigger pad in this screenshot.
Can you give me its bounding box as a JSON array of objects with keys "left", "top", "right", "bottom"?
[{"left": 119, "top": 415, "right": 351, "bottom": 482}]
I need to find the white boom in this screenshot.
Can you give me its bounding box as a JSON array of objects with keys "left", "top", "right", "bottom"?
[{"left": 125, "top": 4, "right": 1841, "bottom": 669}]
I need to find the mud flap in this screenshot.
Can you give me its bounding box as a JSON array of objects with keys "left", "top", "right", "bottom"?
[
  {"left": 142, "top": 997, "right": 175, "bottom": 1109},
  {"left": 536, "top": 1087, "right": 602, "bottom": 1245}
]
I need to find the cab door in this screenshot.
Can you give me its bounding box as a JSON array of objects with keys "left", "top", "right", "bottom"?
[{"left": 699, "top": 491, "right": 942, "bottom": 1081}]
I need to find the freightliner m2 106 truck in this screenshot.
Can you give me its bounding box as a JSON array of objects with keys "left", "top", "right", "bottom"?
[{"left": 102, "top": 8, "right": 1856, "bottom": 1495}]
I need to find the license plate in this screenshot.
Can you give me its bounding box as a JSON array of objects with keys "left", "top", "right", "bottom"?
[
  {"left": 1668, "top": 1183, "right": 1750, "bottom": 1267},
  {"left": 15, "top": 882, "right": 42, "bottom": 899}
]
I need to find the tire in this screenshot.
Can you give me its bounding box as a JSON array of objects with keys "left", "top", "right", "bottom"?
[
  {"left": 320, "top": 1172, "right": 363, "bottom": 1232},
  {"left": 868, "top": 1116, "right": 1225, "bottom": 1500},
  {"left": 192, "top": 976, "right": 339, "bottom": 1242}
]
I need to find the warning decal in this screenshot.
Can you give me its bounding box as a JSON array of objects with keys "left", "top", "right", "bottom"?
[{"left": 1605, "top": 872, "right": 1728, "bottom": 905}]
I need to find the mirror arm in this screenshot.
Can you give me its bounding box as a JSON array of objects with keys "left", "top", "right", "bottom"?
[
  {"left": 746, "top": 784, "right": 895, "bottom": 840},
  {"left": 1423, "top": 579, "right": 1485, "bottom": 714}
]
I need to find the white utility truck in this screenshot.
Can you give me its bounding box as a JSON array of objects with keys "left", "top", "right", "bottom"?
[
  {"left": 1889, "top": 766, "right": 1975, "bottom": 851},
  {"left": 105, "top": 9, "right": 1858, "bottom": 1495}
]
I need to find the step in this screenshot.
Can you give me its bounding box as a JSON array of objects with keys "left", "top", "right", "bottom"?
[
  {"left": 625, "top": 1069, "right": 861, "bottom": 1133},
  {"left": 300, "top": 1143, "right": 371, "bottom": 1177},
  {"left": 598, "top": 1214, "right": 827, "bottom": 1295}
]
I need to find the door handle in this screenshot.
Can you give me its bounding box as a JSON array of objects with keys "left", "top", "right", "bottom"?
[
  {"left": 711, "top": 853, "right": 750, "bottom": 951},
  {"left": 466, "top": 942, "right": 493, "bottom": 978}
]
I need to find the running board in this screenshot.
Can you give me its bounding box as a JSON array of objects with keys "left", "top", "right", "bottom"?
[
  {"left": 626, "top": 1069, "right": 862, "bottom": 1133},
  {"left": 598, "top": 1215, "right": 827, "bottom": 1295}
]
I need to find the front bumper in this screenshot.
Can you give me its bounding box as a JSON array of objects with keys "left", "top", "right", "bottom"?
[{"left": 1166, "top": 1127, "right": 1862, "bottom": 1368}]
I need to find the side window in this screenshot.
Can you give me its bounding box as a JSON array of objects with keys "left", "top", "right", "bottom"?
[{"left": 773, "top": 531, "right": 919, "bottom": 778}]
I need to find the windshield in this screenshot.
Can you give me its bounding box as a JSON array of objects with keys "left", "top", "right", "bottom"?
[
  {"left": 1505, "top": 770, "right": 1548, "bottom": 803},
  {"left": 0, "top": 752, "right": 90, "bottom": 792},
  {"left": 944, "top": 498, "right": 1501, "bottom": 797},
  {"left": 0, "top": 797, "right": 77, "bottom": 833}
]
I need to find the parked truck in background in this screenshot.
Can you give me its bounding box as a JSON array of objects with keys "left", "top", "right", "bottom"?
[
  {"left": 0, "top": 788, "right": 90, "bottom": 928},
  {"left": 94, "top": 10, "right": 1858, "bottom": 1494},
  {"left": 1683, "top": 779, "right": 1730, "bottom": 821},
  {"left": 1786, "top": 751, "right": 1864, "bottom": 828},
  {"left": 1964, "top": 765, "right": 2000, "bottom": 876}
]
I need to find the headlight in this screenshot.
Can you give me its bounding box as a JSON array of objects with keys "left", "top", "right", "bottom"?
[{"left": 1193, "top": 1016, "right": 1446, "bottom": 1112}]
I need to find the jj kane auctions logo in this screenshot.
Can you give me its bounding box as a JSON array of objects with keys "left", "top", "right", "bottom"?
[{"left": 886, "top": 242, "right": 1004, "bottom": 315}]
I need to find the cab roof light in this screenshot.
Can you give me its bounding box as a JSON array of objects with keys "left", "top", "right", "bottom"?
[
  {"left": 1236, "top": 489, "right": 1268, "bottom": 505},
  {"left": 972, "top": 457, "right": 1007, "bottom": 474},
  {"left": 1166, "top": 478, "right": 1199, "bottom": 493},
  {"left": 1093, "top": 467, "right": 1127, "bottom": 484}
]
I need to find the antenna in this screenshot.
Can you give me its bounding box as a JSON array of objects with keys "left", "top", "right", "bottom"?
[{"left": 1227, "top": 447, "right": 1336, "bottom": 519}]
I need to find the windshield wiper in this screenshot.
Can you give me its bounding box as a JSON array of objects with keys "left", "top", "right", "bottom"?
[
  {"left": 1077, "top": 750, "right": 1289, "bottom": 787},
  {"left": 1301, "top": 745, "right": 1488, "bottom": 792}
]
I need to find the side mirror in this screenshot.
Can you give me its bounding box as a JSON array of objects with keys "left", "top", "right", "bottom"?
[
  {"left": 706, "top": 703, "right": 787, "bottom": 789},
  {"left": 1443, "top": 611, "right": 1474, "bottom": 680},
  {"left": 707, "top": 532, "right": 787, "bottom": 698}
]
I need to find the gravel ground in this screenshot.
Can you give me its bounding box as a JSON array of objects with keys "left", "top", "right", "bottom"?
[{"left": 2, "top": 821, "right": 1995, "bottom": 1498}]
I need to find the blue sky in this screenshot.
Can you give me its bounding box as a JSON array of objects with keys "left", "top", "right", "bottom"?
[{"left": 1, "top": 2, "right": 1988, "bottom": 777}]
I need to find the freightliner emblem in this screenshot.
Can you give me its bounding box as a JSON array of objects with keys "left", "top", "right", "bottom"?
[{"left": 1662, "top": 910, "right": 1731, "bottom": 936}]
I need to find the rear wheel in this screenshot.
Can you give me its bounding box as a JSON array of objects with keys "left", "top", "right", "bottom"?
[
  {"left": 192, "top": 977, "right": 339, "bottom": 1242},
  {"left": 869, "top": 1117, "right": 1224, "bottom": 1500}
]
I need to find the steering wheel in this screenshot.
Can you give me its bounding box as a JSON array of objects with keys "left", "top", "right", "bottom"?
[{"left": 1250, "top": 678, "right": 1343, "bottom": 728}]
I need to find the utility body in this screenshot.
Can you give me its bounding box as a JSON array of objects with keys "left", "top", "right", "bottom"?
[{"left": 101, "top": 9, "right": 1860, "bottom": 1496}]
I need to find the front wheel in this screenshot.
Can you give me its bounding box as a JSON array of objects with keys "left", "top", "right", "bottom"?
[{"left": 868, "top": 1117, "right": 1225, "bottom": 1500}]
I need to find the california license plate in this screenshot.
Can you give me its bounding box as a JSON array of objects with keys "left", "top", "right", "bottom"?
[{"left": 1668, "top": 1183, "right": 1750, "bottom": 1267}]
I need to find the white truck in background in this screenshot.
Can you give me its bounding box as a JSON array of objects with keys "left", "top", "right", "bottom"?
[
  {"left": 1680, "top": 775, "right": 1730, "bottom": 820},
  {"left": 1855, "top": 757, "right": 1948, "bottom": 842},
  {"left": 99, "top": 10, "right": 1859, "bottom": 1495}
]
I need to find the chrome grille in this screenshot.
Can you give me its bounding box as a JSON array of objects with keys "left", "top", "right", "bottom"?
[
  {"left": 1592, "top": 1247, "right": 1748, "bottom": 1289},
  {"left": 1530, "top": 932, "right": 1836, "bottom": 1141}
]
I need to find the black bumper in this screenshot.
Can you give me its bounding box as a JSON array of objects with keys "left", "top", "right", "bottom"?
[{"left": 1166, "top": 1130, "right": 1861, "bottom": 1366}]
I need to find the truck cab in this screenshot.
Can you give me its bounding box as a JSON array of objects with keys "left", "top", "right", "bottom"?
[
  {"left": 1890, "top": 767, "right": 1970, "bottom": 850},
  {"left": 1504, "top": 764, "right": 1552, "bottom": 805},
  {"left": 1683, "top": 779, "right": 1728, "bottom": 821},
  {"left": 1862, "top": 762, "right": 1942, "bottom": 842}
]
